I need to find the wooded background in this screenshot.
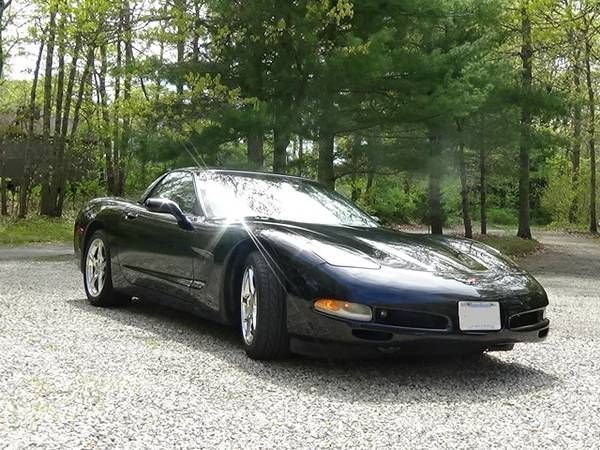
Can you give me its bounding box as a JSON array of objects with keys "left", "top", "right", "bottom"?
[{"left": 0, "top": 0, "right": 598, "bottom": 239}]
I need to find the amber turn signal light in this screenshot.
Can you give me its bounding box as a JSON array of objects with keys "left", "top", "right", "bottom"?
[{"left": 314, "top": 298, "right": 372, "bottom": 322}]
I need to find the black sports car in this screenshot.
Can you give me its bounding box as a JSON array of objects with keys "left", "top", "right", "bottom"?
[{"left": 74, "top": 168, "right": 549, "bottom": 359}]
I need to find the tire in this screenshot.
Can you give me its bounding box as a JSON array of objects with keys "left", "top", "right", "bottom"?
[
  {"left": 239, "top": 251, "right": 289, "bottom": 360},
  {"left": 83, "top": 230, "right": 130, "bottom": 307}
]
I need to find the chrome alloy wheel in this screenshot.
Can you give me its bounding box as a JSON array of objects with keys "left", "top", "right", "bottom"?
[
  {"left": 85, "top": 238, "right": 107, "bottom": 297},
  {"left": 241, "top": 266, "right": 258, "bottom": 345}
]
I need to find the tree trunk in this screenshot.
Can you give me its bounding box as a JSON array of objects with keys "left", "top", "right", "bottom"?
[
  {"left": 365, "top": 152, "right": 376, "bottom": 193},
  {"left": 51, "top": 45, "right": 92, "bottom": 217},
  {"left": 156, "top": 33, "right": 164, "bottom": 102},
  {"left": 99, "top": 43, "right": 115, "bottom": 193},
  {"left": 585, "top": 36, "right": 597, "bottom": 233},
  {"left": 318, "top": 130, "right": 335, "bottom": 189},
  {"left": 47, "top": 37, "right": 82, "bottom": 217},
  {"left": 70, "top": 47, "right": 94, "bottom": 138},
  {"left": 569, "top": 39, "right": 582, "bottom": 223},
  {"left": 28, "top": 39, "right": 44, "bottom": 136},
  {"left": 53, "top": 15, "right": 66, "bottom": 138},
  {"left": 175, "top": 0, "right": 185, "bottom": 95},
  {"left": 273, "top": 128, "right": 288, "bottom": 173},
  {"left": 517, "top": 4, "right": 532, "bottom": 239},
  {"left": 19, "top": 36, "right": 45, "bottom": 218},
  {"left": 41, "top": 9, "right": 56, "bottom": 138},
  {"left": 297, "top": 136, "right": 304, "bottom": 177},
  {"left": 119, "top": 4, "right": 133, "bottom": 195},
  {"left": 46, "top": 17, "right": 66, "bottom": 215},
  {"left": 349, "top": 135, "right": 363, "bottom": 201},
  {"left": 0, "top": 0, "right": 5, "bottom": 224},
  {"left": 458, "top": 141, "right": 472, "bottom": 238},
  {"left": 366, "top": 172, "right": 375, "bottom": 192},
  {"left": 113, "top": 27, "right": 122, "bottom": 193},
  {"left": 60, "top": 35, "right": 81, "bottom": 141},
  {"left": 428, "top": 133, "right": 443, "bottom": 235},
  {"left": 0, "top": 138, "right": 7, "bottom": 214},
  {"left": 192, "top": 0, "right": 201, "bottom": 62},
  {"left": 0, "top": 0, "right": 13, "bottom": 80},
  {"left": 479, "top": 145, "right": 487, "bottom": 235},
  {"left": 39, "top": 9, "right": 58, "bottom": 216},
  {"left": 247, "top": 131, "right": 264, "bottom": 169},
  {"left": 0, "top": 176, "right": 7, "bottom": 216}
]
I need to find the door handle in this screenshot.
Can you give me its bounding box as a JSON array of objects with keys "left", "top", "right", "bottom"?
[{"left": 124, "top": 211, "right": 139, "bottom": 220}]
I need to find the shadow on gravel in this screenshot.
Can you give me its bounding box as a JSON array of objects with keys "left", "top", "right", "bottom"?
[{"left": 69, "top": 298, "right": 559, "bottom": 405}]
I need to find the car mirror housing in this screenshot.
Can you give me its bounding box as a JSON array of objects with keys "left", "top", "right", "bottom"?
[{"left": 145, "top": 197, "right": 193, "bottom": 230}]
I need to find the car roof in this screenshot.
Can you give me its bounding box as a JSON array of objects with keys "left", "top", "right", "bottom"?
[{"left": 178, "top": 167, "right": 315, "bottom": 183}]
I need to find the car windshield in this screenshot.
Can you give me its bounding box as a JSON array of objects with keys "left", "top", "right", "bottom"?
[{"left": 197, "top": 172, "right": 378, "bottom": 228}]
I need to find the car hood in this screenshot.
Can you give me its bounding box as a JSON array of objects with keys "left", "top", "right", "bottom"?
[
  {"left": 252, "top": 221, "right": 544, "bottom": 298},
  {"left": 257, "top": 222, "right": 508, "bottom": 271}
]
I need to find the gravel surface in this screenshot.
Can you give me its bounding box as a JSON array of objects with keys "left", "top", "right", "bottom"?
[{"left": 0, "top": 232, "right": 599, "bottom": 449}]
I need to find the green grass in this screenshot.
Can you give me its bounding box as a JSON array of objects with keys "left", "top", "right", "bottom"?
[
  {"left": 540, "top": 221, "right": 591, "bottom": 233},
  {"left": 473, "top": 234, "right": 542, "bottom": 258},
  {"left": 0, "top": 216, "right": 73, "bottom": 246}
]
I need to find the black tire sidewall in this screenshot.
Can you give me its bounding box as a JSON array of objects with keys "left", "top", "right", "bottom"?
[{"left": 240, "top": 251, "right": 289, "bottom": 359}]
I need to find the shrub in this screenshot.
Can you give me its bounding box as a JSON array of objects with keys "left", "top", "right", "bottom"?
[
  {"left": 360, "top": 177, "right": 423, "bottom": 223},
  {"left": 487, "top": 207, "right": 518, "bottom": 226}
]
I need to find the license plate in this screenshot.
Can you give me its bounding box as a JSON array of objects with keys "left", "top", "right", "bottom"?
[{"left": 458, "top": 301, "right": 501, "bottom": 331}]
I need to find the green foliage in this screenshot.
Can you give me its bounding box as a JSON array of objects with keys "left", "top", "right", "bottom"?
[
  {"left": 0, "top": 0, "right": 597, "bottom": 239},
  {"left": 541, "top": 153, "right": 593, "bottom": 227},
  {"left": 360, "top": 178, "right": 424, "bottom": 223},
  {"left": 487, "top": 208, "right": 519, "bottom": 226},
  {"left": 0, "top": 216, "right": 72, "bottom": 245},
  {"left": 540, "top": 154, "right": 574, "bottom": 226}
]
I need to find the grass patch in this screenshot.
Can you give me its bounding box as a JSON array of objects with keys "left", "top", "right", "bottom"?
[
  {"left": 541, "top": 221, "right": 591, "bottom": 233},
  {"left": 0, "top": 216, "right": 72, "bottom": 245},
  {"left": 473, "top": 234, "right": 541, "bottom": 258}
]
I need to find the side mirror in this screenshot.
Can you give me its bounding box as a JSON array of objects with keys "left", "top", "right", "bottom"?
[{"left": 145, "top": 198, "right": 193, "bottom": 230}]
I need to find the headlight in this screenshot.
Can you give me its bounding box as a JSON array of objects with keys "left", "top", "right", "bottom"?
[
  {"left": 314, "top": 298, "right": 373, "bottom": 322},
  {"left": 308, "top": 240, "right": 380, "bottom": 269}
]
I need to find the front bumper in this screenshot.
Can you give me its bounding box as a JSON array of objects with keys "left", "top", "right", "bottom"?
[{"left": 286, "top": 294, "right": 549, "bottom": 357}]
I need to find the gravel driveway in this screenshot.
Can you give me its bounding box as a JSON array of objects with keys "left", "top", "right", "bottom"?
[{"left": 0, "top": 232, "right": 599, "bottom": 449}]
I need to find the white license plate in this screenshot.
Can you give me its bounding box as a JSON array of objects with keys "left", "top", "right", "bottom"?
[{"left": 458, "top": 301, "right": 501, "bottom": 331}]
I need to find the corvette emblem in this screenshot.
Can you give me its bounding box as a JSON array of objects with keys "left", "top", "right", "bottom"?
[{"left": 465, "top": 278, "right": 476, "bottom": 285}]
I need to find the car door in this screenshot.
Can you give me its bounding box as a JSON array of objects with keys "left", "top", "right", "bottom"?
[
  {"left": 117, "top": 171, "right": 200, "bottom": 301},
  {"left": 184, "top": 172, "right": 245, "bottom": 314}
]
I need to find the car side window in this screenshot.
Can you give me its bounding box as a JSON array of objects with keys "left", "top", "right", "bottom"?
[{"left": 148, "top": 172, "right": 200, "bottom": 216}]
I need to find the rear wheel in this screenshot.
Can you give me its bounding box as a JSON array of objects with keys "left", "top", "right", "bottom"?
[
  {"left": 239, "top": 251, "right": 289, "bottom": 360},
  {"left": 84, "top": 230, "right": 130, "bottom": 307}
]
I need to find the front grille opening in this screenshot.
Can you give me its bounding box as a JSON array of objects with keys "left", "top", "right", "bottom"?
[
  {"left": 375, "top": 309, "right": 449, "bottom": 330},
  {"left": 510, "top": 310, "right": 543, "bottom": 329},
  {"left": 538, "top": 328, "right": 549, "bottom": 338},
  {"left": 352, "top": 330, "right": 393, "bottom": 341}
]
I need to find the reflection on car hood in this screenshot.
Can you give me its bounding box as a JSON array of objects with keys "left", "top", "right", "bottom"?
[{"left": 255, "top": 221, "right": 525, "bottom": 280}]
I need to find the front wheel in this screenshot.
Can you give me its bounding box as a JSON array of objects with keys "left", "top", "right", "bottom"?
[
  {"left": 239, "top": 251, "right": 289, "bottom": 360},
  {"left": 83, "top": 230, "right": 130, "bottom": 307}
]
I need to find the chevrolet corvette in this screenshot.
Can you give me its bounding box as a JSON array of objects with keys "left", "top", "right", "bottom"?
[{"left": 74, "top": 168, "right": 549, "bottom": 359}]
